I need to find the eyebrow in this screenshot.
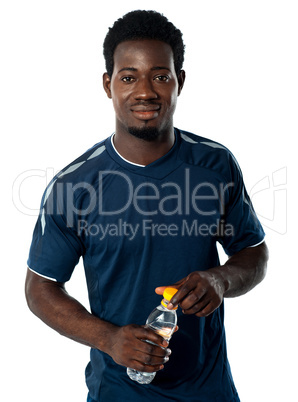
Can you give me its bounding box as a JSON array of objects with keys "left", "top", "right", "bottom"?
[{"left": 117, "top": 66, "right": 171, "bottom": 74}]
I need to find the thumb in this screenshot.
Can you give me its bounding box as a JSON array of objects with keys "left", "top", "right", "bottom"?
[
  {"left": 155, "top": 286, "right": 168, "bottom": 295},
  {"left": 155, "top": 279, "right": 185, "bottom": 295}
]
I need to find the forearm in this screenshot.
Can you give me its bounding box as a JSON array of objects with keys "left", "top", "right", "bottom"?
[
  {"left": 25, "top": 269, "right": 170, "bottom": 372},
  {"left": 25, "top": 269, "right": 117, "bottom": 354},
  {"left": 156, "top": 242, "right": 269, "bottom": 317},
  {"left": 211, "top": 242, "right": 269, "bottom": 298}
]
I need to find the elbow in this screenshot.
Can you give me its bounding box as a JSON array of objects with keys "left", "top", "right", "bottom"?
[
  {"left": 25, "top": 268, "right": 45, "bottom": 317},
  {"left": 257, "top": 241, "right": 269, "bottom": 283},
  {"left": 25, "top": 269, "right": 36, "bottom": 314}
]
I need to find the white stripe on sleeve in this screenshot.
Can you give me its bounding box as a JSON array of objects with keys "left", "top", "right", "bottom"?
[
  {"left": 28, "top": 267, "right": 57, "bottom": 282},
  {"left": 247, "top": 238, "right": 265, "bottom": 248}
]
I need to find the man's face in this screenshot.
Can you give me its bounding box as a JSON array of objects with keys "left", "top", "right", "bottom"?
[{"left": 103, "top": 39, "right": 185, "bottom": 141}]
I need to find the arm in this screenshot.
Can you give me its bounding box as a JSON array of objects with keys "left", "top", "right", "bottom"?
[
  {"left": 155, "top": 242, "right": 269, "bottom": 317},
  {"left": 25, "top": 268, "right": 170, "bottom": 372}
]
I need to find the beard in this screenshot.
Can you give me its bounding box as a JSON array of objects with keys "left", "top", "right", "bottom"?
[{"left": 128, "top": 126, "right": 161, "bottom": 142}]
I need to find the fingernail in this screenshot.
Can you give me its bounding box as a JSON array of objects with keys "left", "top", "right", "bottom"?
[
  {"left": 164, "top": 356, "right": 169, "bottom": 363},
  {"left": 162, "top": 340, "right": 169, "bottom": 347},
  {"left": 166, "top": 348, "right": 172, "bottom": 355},
  {"left": 167, "top": 303, "right": 174, "bottom": 309}
]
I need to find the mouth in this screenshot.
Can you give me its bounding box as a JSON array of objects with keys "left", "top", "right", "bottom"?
[{"left": 130, "top": 104, "right": 161, "bottom": 121}]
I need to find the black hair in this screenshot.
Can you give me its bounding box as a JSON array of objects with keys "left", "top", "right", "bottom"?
[{"left": 103, "top": 10, "right": 185, "bottom": 77}]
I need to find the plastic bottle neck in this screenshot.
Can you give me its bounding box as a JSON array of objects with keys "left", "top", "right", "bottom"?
[{"left": 161, "top": 298, "right": 178, "bottom": 310}]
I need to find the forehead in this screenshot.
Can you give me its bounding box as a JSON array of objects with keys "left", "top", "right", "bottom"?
[{"left": 113, "top": 40, "right": 175, "bottom": 73}]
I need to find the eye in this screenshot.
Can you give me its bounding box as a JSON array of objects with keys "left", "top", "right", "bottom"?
[
  {"left": 121, "top": 76, "right": 135, "bottom": 83},
  {"left": 154, "top": 75, "right": 169, "bottom": 82}
]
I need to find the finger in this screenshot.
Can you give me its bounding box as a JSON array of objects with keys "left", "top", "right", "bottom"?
[
  {"left": 179, "top": 288, "right": 207, "bottom": 312},
  {"left": 139, "top": 326, "right": 169, "bottom": 348},
  {"left": 155, "top": 279, "right": 185, "bottom": 295},
  {"left": 154, "top": 286, "right": 168, "bottom": 295},
  {"left": 135, "top": 339, "right": 171, "bottom": 358},
  {"left": 195, "top": 301, "right": 220, "bottom": 317},
  {"left": 134, "top": 346, "right": 171, "bottom": 364},
  {"left": 131, "top": 340, "right": 171, "bottom": 374},
  {"left": 129, "top": 359, "right": 165, "bottom": 373},
  {"left": 182, "top": 297, "right": 210, "bottom": 315},
  {"left": 154, "top": 284, "right": 179, "bottom": 295},
  {"left": 167, "top": 279, "right": 198, "bottom": 309}
]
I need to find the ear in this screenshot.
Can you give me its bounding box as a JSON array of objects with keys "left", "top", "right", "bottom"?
[
  {"left": 103, "top": 72, "right": 112, "bottom": 99},
  {"left": 177, "top": 70, "right": 186, "bottom": 96}
]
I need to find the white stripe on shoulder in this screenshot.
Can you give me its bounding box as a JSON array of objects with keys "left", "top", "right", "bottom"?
[
  {"left": 200, "top": 141, "right": 226, "bottom": 150},
  {"left": 87, "top": 145, "right": 106, "bottom": 160},
  {"left": 41, "top": 209, "right": 46, "bottom": 235},
  {"left": 42, "top": 179, "right": 57, "bottom": 207},
  {"left": 40, "top": 143, "right": 106, "bottom": 235},
  {"left": 201, "top": 140, "right": 242, "bottom": 172},
  {"left": 181, "top": 133, "right": 199, "bottom": 144},
  {"left": 59, "top": 161, "right": 86, "bottom": 178},
  {"left": 41, "top": 161, "right": 86, "bottom": 216},
  {"left": 28, "top": 267, "right": 57, "bottom": 282}
]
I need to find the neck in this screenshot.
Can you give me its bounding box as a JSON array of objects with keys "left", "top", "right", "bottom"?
[{"left": 113, "top": 128, "right": 175, "bottom": 166}]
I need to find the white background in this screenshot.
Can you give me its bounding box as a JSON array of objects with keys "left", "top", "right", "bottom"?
[{"left": 1, "top": 1, "right": 297, "bottom": 401}]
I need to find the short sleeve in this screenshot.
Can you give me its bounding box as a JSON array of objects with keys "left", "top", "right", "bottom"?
[
  {"left": 27, "top": 179, "right": 84, "bottom": 283},
  {"left": 217, "top": 153, "right": 265, "bottom": 256}
]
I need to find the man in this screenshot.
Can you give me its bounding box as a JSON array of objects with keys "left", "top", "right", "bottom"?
[{"left": 25, "top": 10, "right": 268, "bottom": 402}]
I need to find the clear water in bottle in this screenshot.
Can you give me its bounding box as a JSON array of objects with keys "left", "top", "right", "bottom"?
[{"left": 127, "top": 287, "right": 178, "bottom": 385}]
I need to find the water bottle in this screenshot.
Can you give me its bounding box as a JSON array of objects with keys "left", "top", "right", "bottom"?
[{"left": 127, "top": 287, "right": 178, "bottom": 384}]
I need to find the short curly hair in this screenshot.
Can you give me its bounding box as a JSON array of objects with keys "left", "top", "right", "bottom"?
[{"left": 103, "top": 10, "right": 185, "bottom": 77}]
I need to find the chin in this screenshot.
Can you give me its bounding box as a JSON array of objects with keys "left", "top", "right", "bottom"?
[{"left": 128, "top": 126, "right": 161, "bottom": 142}]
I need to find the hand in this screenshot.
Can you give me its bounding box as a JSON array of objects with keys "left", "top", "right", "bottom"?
[
  {"left": 155, "top": 270, "right": 225, "bottom": 317},
  {"left": 107, "top": 324, "right": 172, "bottom": 372}
]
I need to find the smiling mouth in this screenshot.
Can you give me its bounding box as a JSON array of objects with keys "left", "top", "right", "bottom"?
[
  {"left": 130, "top": 104, "right": 161, "bottom": 121},
  {"left": 131, "top": 105, "right": 160, "bottom": 120}
]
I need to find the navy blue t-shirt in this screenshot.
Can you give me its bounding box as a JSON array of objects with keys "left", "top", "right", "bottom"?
[{"left": 28, "top": 129, "right": 265, "bottom": 401}]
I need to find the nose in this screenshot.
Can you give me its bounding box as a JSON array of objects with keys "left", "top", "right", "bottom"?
[{"left": 134, "top": 78, "right": 158, "bottom": 100}]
